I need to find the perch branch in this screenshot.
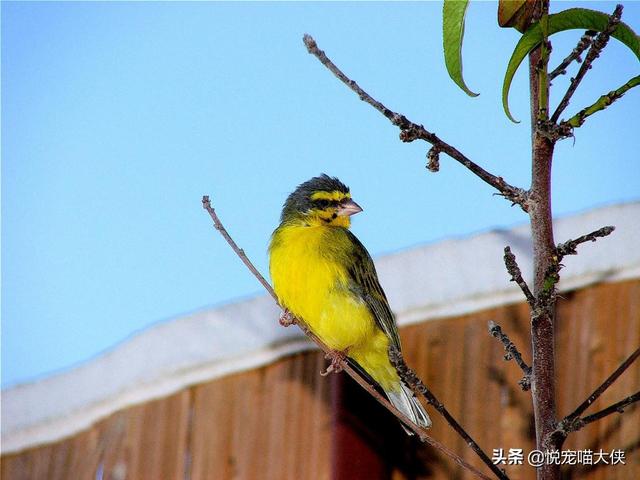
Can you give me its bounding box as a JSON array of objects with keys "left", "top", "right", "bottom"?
[
  {"left": 488, "top": 321, "right": 532, "bottom": 391},
  {"left": 503, "top": 246, "right": 536, "bottom": 307},
  {"left": 389, "top": 347, "right": 509, "bottom": 480},
  {"left": 561, "top": 75, "right": 640, "bottom": 128},
  {"left": 550, "top": 5, "right": 623, "bottom": 123},
  {"left": 202, "top": 195, "right": 499, "bottom": 480},
  {"left": 548, "top": 31, "right": 595, "bottom": 81},
  {"left": 302, "top": 34, "right": 529, "bottom": 212},
  {"left": 202, "top": 196, "right": 276, "bottom": 299}
]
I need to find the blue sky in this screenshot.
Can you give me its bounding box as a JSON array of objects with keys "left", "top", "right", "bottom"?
[{"left": 2, "top": 1, "right": 639, "bottom": 388}]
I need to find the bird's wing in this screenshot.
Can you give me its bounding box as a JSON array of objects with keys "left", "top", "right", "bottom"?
[{"left": 344, "top": 230, "right": 402, "bottom": 349}]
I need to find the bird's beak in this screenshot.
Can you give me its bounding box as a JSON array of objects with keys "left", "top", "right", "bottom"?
[{"left": 337, "top": 199, "right": 363, "bottom": 217}]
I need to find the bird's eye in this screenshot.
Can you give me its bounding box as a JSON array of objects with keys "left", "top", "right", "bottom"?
[{"left": 316, "top": 199, "right": 329, "bottom": 209}]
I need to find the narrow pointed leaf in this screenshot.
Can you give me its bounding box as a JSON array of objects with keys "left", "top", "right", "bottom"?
[
  {"left": 502, "top": 8, "right": 640, "bottom": 122},
  {"left": 443, "top": 0, "right": 479, "bottom": 97}
]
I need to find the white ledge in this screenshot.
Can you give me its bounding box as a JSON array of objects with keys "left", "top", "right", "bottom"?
[{"left": 2, "top": 202, "right": 639, "bottom": 454}]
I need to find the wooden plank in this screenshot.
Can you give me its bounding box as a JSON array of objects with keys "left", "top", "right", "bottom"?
[
  {"left": 98, "top": 390, "right": 191, "bottom": 480},
  {"left": 1, "top": 449, "right": 36, "bottom": 480},
  {"left": 555, "top": 281, "right": 640, "bottom": 480},
  {"left": 0, "top": 427, "right": 100, "bottom": 480},
  {"left": 2, "top": 280, "right": 638, "bottom": 480},
  {"left": 190, "top": 352, "right": 334, "bottom": 480}
]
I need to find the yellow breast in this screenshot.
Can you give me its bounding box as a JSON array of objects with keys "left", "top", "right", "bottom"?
[{"left": 269, "top": 224, "right": 375, "bottom": 351}]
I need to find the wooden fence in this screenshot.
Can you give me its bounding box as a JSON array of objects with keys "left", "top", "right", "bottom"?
[{"left": 2, "top": 279, "right": 639, "bottom": 479}]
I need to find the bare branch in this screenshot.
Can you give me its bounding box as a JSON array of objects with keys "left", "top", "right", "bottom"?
[
  {"left": 421, "top": 437, "right": 496, "bottom": 480},
  {"left": 302, "top": 34, "right": 529, "bottom": 212},
  {"left": 488, "top": 321, "right": 532, "bottom": 391},
  {"left": 565, "top": 346, "right": 640, "bottom": 421},
  {"left": 556, "top": 225, "right": 615, "bottom": 259},
  {"left": 202, "top": 196, "right": 277, "bottom": 300},
  {"left": 503, "top": 246, "right": 536, "bottom": 307},
  {"left": 561, "top": 75, "right": 640, "bottom": 129},
  {"left": 579, "top": 390, "right": 640, "bottom": 426},
  {"left": 549, "top": 31, "right": 595, "bottom": 81},
  {"left": 389, "top": 347, "right": 509, "bottom": 480},
  {"left": 202, "top": 195, "right": 499, "bottom": 480},
  {"left": 553, "top": 389, "right": 640, "bottom": 441},
  {"left": 550, "top": 5, "right": 624, "bottom": 123},
  {"left": 537, "top": 226, "right": 616, "bottom": 305},
  {"left": 549, "top": 347, "right": 640, "bottom": 446}
]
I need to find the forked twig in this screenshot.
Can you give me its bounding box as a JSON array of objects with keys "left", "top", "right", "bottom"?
[
  {"left": 202, "top": 195, "right": 500, "bottom": 480},
  {"left": 579, "top": 390, "right": 640, "bottom": 426},
  {"left": 550, "top": 5, "right": 623, "bottom": 123},
  {"left": 564, "top": 346, "right": 640, "bottom": 421},
  {"left": 552, "top": 346, "right": 640, "bottom": 444}
]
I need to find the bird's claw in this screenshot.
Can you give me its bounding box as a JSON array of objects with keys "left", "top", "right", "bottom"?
[
  {"left": 279, "top": 309, "right": 296, "bottom": 327},
  {"left": 320, "top": 350, "right": 347, "bottom": 376}
]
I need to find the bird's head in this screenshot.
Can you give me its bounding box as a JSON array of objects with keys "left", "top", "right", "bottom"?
[{"left": 280, "top": 174, "right": 363, "bottom": 228}]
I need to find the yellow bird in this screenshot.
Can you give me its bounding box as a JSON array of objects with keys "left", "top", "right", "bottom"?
[{"left": 269, "top": 174, "right": 431, "bottom": 432}]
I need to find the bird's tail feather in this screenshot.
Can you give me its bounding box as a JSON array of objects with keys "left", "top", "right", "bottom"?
[{"left": 387, "top": 384, "right": 432, "bottom": 435}]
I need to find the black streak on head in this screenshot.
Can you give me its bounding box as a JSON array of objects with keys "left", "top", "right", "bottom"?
[{"left": 281, "top": 174, "right": 350, "bottom": 222}]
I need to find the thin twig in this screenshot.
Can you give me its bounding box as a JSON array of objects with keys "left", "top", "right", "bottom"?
[
  {"left": 488, "top": 321, "right": 532, "bottom": 391},
  {"left": 550, "top": 346, "right": 640, "bottom": 445},
  {"left": 420, "top": 435, "right": 495, "bottom": 480},
  {"left": 202, "top": 195, "right": 498, "bottom": 480},
  {"left": 389, "top": 347, "right": 509, "bottom": 480},
  {"left": 537, "top": 225, "right": 616, "bottom": 302},
  {"left": 580, "top": 390, "right": 640, "bottom": 426},
  {"left": 549, "top": 31, "right": 596, "bottom": 81},
  {"left": 553, "top": 390, "right": 640, "bottom": 440},
  {"left": 503, "top": 246, "right": 536, "bottom": 307},
  {"left": 561, "top": 75, "right": 640, "bottom": 129},
  {"left": 550, "top": 5, "right": 623, "bottom": 123},
  {"left": 302, "top": 34, "right": 529, "bottom": 212},
  {"left": 202, "top": 196, "right": 276, "bottom": 299},
  {"left": 556, "top": 226, "right": 615, "bottom": 259},
  {"left": 565, "top": 346, "right": 640, "bottom": 421},
  {"left": 534, "top": 226, "right": 616, "bottom": 313}
]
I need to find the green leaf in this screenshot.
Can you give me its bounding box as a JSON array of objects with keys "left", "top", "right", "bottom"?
[
  {"left": 443, "top": 0, "right": 479, "bottom": 97},
  {"left": 502, "top": 8, "right": 640, "bottom": 123}
]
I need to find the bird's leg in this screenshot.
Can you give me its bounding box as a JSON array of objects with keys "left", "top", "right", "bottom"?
[
  {"left": 279, "top": 309, "right": 296, "bottom": 327},
  {"left": 320, "top": 349, "right": 349, "bottom": 376}
]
